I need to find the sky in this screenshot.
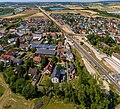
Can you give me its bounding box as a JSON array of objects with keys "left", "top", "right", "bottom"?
[{"left": 0, "top": 0, "right": 119, "bottom": 2}]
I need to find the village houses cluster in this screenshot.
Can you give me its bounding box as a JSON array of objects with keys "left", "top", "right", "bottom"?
[
  {"left": 0, "top": 16, "right": 76, "bottom": 86},
  {"left": 51, "top": 13, "right": 120, "bottom": 44}
]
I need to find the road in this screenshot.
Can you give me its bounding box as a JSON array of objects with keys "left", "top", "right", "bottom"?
[{"left": 36, "top": 5, "right": 120, "bottom": 94}]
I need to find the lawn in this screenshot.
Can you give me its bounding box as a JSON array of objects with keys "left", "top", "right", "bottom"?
[
  {"left": 40, "top": 75, "right": 51, "bottom": 85},
  {"left": 43, "top": 97, "right": 75, "bottom": 109}
]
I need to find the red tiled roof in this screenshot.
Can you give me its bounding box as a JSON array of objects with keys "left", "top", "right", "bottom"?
[
  {"left": 44, "top": 61, "right": 53, "bottom": 73},
  {"left": 60, "top": 54, "right": 64, "bottom": 58},
  {"left": 0, "top": 54, "right": 14, "bottom": 60},
  {"left": 33, "top": 56, "right": 41, "bottom": 63},
  {"left": 6, "top": 49, "right": 16, "bottom": 55},
  {"left": 28, "top": 67, "right": 37, "bottom": 76},
  {"left": 58, "top": 41, "right": 63, "bottom": 46},
  {"left": 20, "top": 43, "right": 28, "bottom": 47},
  {"left": 19, "top": 37, "right": 24, "bottom": 42}
]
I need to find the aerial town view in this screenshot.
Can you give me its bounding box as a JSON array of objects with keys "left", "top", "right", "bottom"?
[{"left": 0, "top": 0, "right": 120, "bottom": 109}]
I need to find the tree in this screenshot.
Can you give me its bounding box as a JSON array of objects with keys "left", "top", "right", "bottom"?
[
  {"left": 46, "top": 79, "right": 53, "bottom": 88},
  {"left": 41, "top": 57, "right": 48, "bottom": 69},
  {"left": 31, "top": 47, "right": 36, "bottom": 53},
  {"left": 10, "top": 75, "right": 17, "bottom": 84},
  {"left": 52, "top": 56, "right": 58, "bottom": 63},
  {"left": 0, "top": 61, "right": 4, "bottom": 72},
  {"left": 80, "top": 41, "right": 84, "bottom": 45},
  {"left": 3, "top": 67, "right": 14, "bottom": 83},
  {"left": 25, "top": 59, "right": 34, "bottom": 71},
  {"left": 54, "top": 83, "right": 60, "bottom": 97},
  {"left": 16, "top": 66, "right": 25, "bottom": 78},
  {"left": 16, "top": 78, "right": 25, "bottom": 93},
  {"left": 16, "top": 38, "right": 20, "bottom": 48},
  {"left": 104, "top": 35, "right": 115, "bottom": 47},
  {"left": 22, "top": 83, "right": 37, "bottom": 99}
]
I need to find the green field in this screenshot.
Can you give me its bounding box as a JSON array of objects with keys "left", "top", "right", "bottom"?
[
  {"left": 0, "top": 8, "right": 14, "bottom": 16},
  {"left": 43, "top": 98, "right": 75, "bottom": 109}
]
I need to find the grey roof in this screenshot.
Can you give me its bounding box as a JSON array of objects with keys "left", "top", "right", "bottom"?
[
  {"left": 15, "top": 32, "right": 24, "bottom": 37},
  {"left": 8, "top": 38, "right": 15, "bottom": 42},
  {"left": 35, "top": 48, "right": 55, "bottom": 55},
  {"left": 52, "top": 66, "right": 60, "bottom": 79},
  {"left": 31, "top": 44, "right": 56, "bottom": 50},
  {"left": 70, "top": 64, "right": 75, "bottom": 72}
]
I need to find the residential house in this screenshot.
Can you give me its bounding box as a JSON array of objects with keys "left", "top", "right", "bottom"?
[
  {"left": 35, "top": 48, "right": 56, "bottom": 56},
  {"left": 115, "top": 37, "right": 120, "bottom": 45},
  {"left": 6, "top": 49, "right": 17, "bottom": 56},
  {"left": 57, "top": 41, "right": 63, "bottom": 48},
  {"left": 20, "top": 43, "right": 28, "bottom": 51},
  {"left": 43, "top": 61, "right": 54, "bottom": 74},
  {"left": 28, "top": 67, "right": 38, "bottom": 77},
  {"left": 51, "top": 66, "right": 60, "bottom": 83},
  {"left": 57, "top": 49, "right": 65, "bottom": 59},
  {"left": 11, "top": 58, "right": 23, "bottom": 66},
  {"left": 66, "top": 51, "right": 74, "bottom": 61},
  {"left": 65, "top": 42, "right": 71, "bottom": 50},
  {"left": 0, "top": 30, "right": 6, "bottom": 38},
  {"left": 19, "top": 37, "right": 25, "bottom": 43},
  {"left": 33, "top": 44, "right": 56, "bottom": 56},
  {"left": 0, "top": 24, "right": 3, "bottom": 28},
  {"left": 33, "top": 56, "right": 41, "bottom": 63},
  {"left": 8, "top": 38, "right": 15, "bottom": 43},
  {"left": 9, "top": 29, "right": 16, "bottom": 34},
  {"left": 0, "top": 45, "right": 3, "bottom": 51},
  {"left": 33, "top": 33, "right": 42, "bottom": 40},
  {"left": 70, "top": 64, "right": 76, "bottom": 74},
  {"left": 70, "top": 64, "right": 76, "bottom": 79},
  {"left": 15, "top": 31, "right": 24, "bottom": 37},
  {"left": 0, "top": 55, "right": 14, "bottom": 63}
]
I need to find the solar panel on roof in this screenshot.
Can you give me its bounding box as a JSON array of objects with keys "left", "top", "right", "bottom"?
[
  {"left": 35, "top": 48, "right": 55, "bottom": 55},
  {"left": 31, "top": 44, "right": 56, "bottom": 50}
]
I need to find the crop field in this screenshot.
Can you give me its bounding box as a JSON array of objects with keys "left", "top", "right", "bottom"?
[
  {"left": 28, "top": 12, "right": 45, "bottom": 19},
  {"left": 65, "top": 5, "right": 84, "bottom": 9}
]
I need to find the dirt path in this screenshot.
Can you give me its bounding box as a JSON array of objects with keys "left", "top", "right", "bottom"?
[{"left": 0, "top": 73, "right": 11, "bottom": 109}]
